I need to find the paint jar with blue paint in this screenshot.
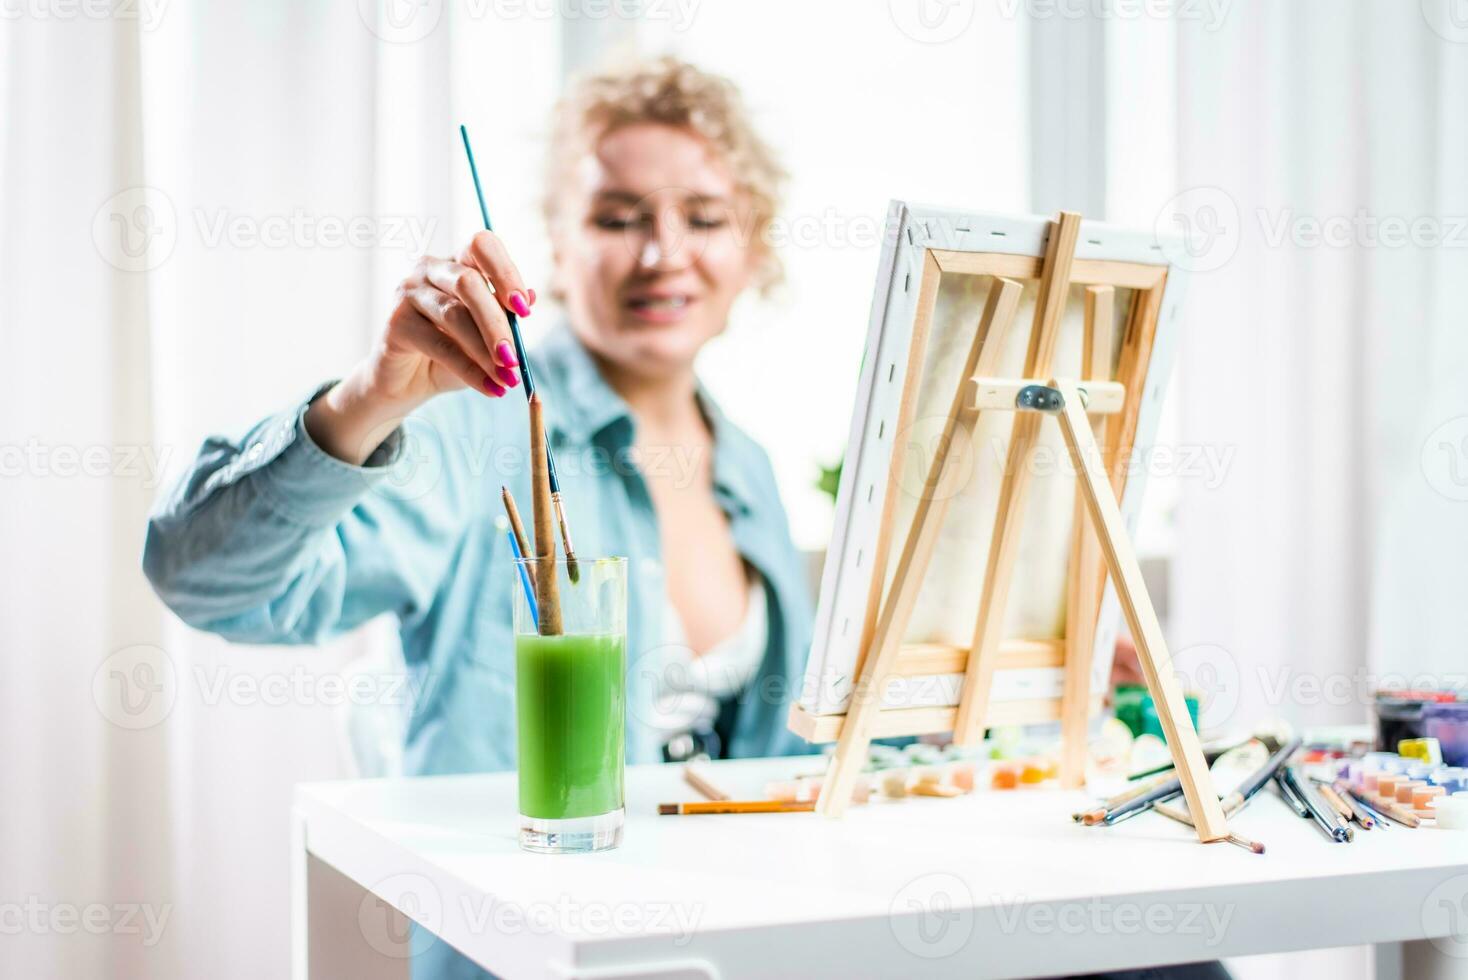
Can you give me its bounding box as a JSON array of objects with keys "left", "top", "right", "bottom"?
[
  {"left": 1430, "top": 768, "right": 1468, "bottom": 795},
  {"left": 1424, "top": 702, "right": 1468, "bottom": 767}
]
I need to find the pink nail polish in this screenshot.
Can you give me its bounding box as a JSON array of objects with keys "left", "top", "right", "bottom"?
[
  {"left": 509, "top": 292, "right": 531, "bottom": 318},
  {"left": 496, "top": 340, "right": 519, "bottom": 367},
  {"left": 500, "top": 367, "right": 520, "bottom": 388},
  {"left": 483, "top": 376, "right": 506, "bottom": 397}
]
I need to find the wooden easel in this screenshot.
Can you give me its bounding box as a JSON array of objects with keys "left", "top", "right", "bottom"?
[{"left": 811, "top": 211, "right": 1229, "bottom": 844}]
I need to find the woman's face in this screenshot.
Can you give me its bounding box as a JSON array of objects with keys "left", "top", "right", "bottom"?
[{"left": 553, "top": 122, "right": 758, "bottom": 382}]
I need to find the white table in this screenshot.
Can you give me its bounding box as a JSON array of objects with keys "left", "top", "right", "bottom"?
[{"left": 293, "top": 756, "right": 1468, "bottom": 979}]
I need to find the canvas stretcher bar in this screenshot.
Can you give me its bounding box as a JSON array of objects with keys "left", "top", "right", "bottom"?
[{"left": 805, "top": 211, "right": 1227, "bottom": 844}]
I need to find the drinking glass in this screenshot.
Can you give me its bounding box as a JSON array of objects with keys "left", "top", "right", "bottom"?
[{"left": 512, "top": 556, "right": 627, "bottom": 853}]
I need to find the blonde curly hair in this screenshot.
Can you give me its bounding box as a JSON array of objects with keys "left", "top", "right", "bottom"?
[{"left": 543, "top": 56, "right": 786, "bottom": 291}]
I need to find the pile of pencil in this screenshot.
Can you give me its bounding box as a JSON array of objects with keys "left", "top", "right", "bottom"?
[
  {"left": 1075, "top": 738, "right": 1304, "bottom": 854},
  {"left": 1077, "top": 735, "right": 1425, "bottom": 851}
]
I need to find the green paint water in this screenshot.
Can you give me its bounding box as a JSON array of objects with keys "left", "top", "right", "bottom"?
[{"left": 515, "top": 632, "right": 626, "bottom": 820}]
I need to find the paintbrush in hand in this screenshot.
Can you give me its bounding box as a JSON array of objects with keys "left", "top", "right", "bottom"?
[
  {"left": 460, "top": 124, "right": 580, "bottom": 584},
  {"left": 528, "top": 394, "right": 563, "bottom": 634}
]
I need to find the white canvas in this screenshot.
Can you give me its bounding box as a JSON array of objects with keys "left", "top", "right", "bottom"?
[{"left": 799, "top": 203, "right": 1187, "bottom": 719}]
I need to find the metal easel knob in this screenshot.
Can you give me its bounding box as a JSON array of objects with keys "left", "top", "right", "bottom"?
[{"left": 1015, "top": 384, "right": 1064, "bottom": 413}]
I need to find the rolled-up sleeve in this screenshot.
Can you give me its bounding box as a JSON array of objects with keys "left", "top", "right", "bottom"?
[{"left": 143, "top": 383, "right": 464, "bottom": 646}]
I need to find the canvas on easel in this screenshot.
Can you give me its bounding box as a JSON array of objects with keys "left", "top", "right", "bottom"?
[{"left": 789, "top": 205, "right": 1229, "bottom": 843}]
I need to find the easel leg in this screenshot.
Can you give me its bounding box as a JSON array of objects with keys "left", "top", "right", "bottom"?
[
  {"left": 950, "top": 411, "right": 1045, "bottom": 745},
  {"left": 1053, "top": 377, "right": 1229, "bottom": 842},
  {"left": 1057, "top": 285, "right": 1116, "bottom": 788},
  {"left": 1059, "top": 496, "right": 1104, "bottom": 788},
  {"left": 817, "top": 279, "right": 1024, "bottom": 817}
]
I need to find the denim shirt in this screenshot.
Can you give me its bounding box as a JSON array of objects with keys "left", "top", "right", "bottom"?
[{"left": 143, "top": 325, "right": 815, "bottom": 775}]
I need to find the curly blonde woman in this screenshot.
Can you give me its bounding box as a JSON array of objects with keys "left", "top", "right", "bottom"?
[
  {"left": 145, "top": 57, "right": 811, "bottom": 977},
  {"left": 146, "top": 59, "right": 807, "bottom": 785},
  {"left": 143, "top": 55, "right": 1234, "bottom": 980}
]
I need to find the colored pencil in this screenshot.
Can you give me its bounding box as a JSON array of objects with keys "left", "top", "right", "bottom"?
[
  {"left": 1342, "top": 785, "right": 1391, "bottom": 830},
  {"left": 1370, "top": 795, "right": 1423, "bottom": 829},
  {"left": 504, "top": 529, "right": 539, "bottom": 625},
  {"left": 1329, "top": 782, "right": 1376, "bottom": 829},
  {"left": 683, "top": 766, "right": 730, "bottom": 802},
  {"left": 501, "top": 486, "right": 536, "bottom": 588},
  {"left": 658, "top": 800, "right": 816, "bottom": 815},
  {"left": 460, "top": 124, "right": 580, "bottom": 584}
]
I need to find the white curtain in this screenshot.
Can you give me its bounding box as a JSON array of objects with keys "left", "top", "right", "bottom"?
[
  {"left": 1, "top": 3, "right": 556, "bottom": 977},
  {"left": 1168, "top": 8, "right": 1468, "bottom": 975},
  {"left": 1, "top": 12, "right": 172, "bottom": 979},
  {"left": 1170, "top": 0, "right": 1468, "bottom": 734}
]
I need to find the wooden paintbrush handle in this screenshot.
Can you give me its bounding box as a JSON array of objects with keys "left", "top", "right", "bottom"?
[
  {"left": 501, "top": 487, "right": 536, "bottom": 589},
  {"left": 528, "top": 395, "right": 562, "bottom": 635}
]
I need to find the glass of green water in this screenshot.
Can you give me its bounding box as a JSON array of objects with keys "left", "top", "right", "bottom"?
[{"left": 512, "top": 556, "right": 627, "bottom": 854}]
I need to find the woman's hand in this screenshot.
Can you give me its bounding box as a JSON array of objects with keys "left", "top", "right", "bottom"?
[{"left": 306, "top": 232, "right": 535, "bottom": 465}]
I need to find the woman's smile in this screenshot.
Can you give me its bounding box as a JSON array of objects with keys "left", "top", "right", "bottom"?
[{"left": 623, "top": 289, "right": 698, "bottom": 325}]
